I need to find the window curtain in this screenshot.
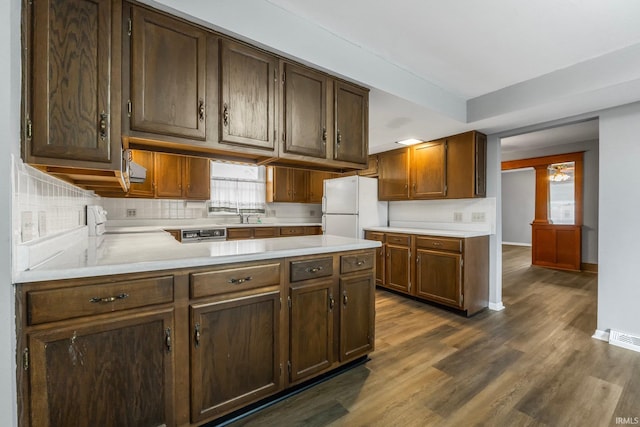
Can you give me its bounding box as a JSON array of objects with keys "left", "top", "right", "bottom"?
[{"left": 209, "top": 162, "right": 266, "bottom": 214}]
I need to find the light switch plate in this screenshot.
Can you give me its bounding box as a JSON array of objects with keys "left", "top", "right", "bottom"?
[
  {"left": 21, "top": 211, "right": 34, "bottom": 242},
  {"left": 471, "top": 212, "right": 486, "bottom": 222}
]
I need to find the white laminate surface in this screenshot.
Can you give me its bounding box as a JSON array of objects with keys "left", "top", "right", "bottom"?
[
  {"left": 364, "top": 226, "right": 490, "bottom": 238},
  {"left": 15, "top": 233, "right": 379, "bottom": 284},
  {"left": 105, "top": 222, "right": 322, "bottom": 234}
]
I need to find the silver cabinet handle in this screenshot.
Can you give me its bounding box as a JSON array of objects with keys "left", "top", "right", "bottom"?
[
  {"left": 89, "top": 293, "right": 128, "bottom": 303},
  {"left": 228, "top": 276, "right": 253, "bottom": 284}
]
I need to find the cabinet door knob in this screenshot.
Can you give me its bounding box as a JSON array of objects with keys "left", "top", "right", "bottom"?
[
  {"left": 336, "top": 130, "right": 342, "bottom": 146},
  {"left": 343, "top": 291, "right": 348, "bottom": 306},
  {"left": 329, "top": 294, "right": 335, "bottom": 310},
  {"left": 223, "top": 103, "right": 229, "bottom": 126},
  {"left": 99, "top": 111, "right": 108, "bottom": 141},
  {"left": 194, "top": 323, "right": 201, "bottom": 348},
  {"left": 322, "top": 127, "right": 327, "bottom": 143}
]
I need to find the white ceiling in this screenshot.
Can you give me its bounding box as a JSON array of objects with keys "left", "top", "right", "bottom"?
[
  {"left": 501, "top": 119, "right": 599, "bottom": 153},
  {"left": 151, "top": 0, "right": 640, "bottom": 152}
]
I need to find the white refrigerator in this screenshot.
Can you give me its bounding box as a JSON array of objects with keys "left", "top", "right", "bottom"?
[{"left": 322, "top": 176, "right": 388, "bottom": 238}]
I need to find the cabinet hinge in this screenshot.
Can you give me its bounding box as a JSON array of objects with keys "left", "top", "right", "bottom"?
[
  {"left": 287, "top": 360, "right": 291, "bottom": 374},
  {"left": 23, "top": 348, "right": 29, "bottom": 371},
  {"left": 279, "top": 297, "right": 282, "bottom": 310},
  {"left": 282, "top": 131, "right": 286, "bottom": 143},
  {"left": 127, "top": 18, "right": 132, "bottom": 36},
  {"left": 287, "top": 295, "right": 291, "bottom": 308},
  {"left": 25, "top": 117, "right": 32, "bottom": 140},
  {"left": 460, "top": 294, "right": 464, "bottom": 305},
  {"left": 127, "top": 100, "right": 132, "bottom": 118},
  {"left": 282, "top": 71, "right": 286, "bottom": 84},
  {"left": 280, "top": 363, "right": 283, "bottom": 377},
  {"left": 460, "top": 259, "right": 464, "bottom": 268}
]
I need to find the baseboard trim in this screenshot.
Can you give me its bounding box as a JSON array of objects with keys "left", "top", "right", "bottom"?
[
  {"left": 489, "top": 302, "right": 505, "bottom": 311},
  {"left": 581, "top": 262, "right": 598, "bottom": 273},
  {"left": 592, "top": 329, "right": 610, "bottom": 342},
  {"left": 501, "top": 242, "right": 532, "bottom": 247}
]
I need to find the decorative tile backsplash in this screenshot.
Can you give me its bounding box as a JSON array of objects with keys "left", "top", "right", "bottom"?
[
  {"left": 12, "top": 156, "right": 99, "bottom": 244},
  {"left": 101, "top": 198, "right": 207, "bottom": 220}
]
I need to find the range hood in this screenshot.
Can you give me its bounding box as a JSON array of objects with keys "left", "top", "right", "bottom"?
[{"left": 128, "top": 157, "right": 147, "bottom": 183}]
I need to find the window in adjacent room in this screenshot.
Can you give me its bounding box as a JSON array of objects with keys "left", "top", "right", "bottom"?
[{"left": 208, "top": 161, "right": 266, "bottom": 215}]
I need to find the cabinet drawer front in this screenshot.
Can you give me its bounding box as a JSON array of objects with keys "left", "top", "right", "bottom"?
[
  {"left": 386, "top": 233, "right": 411, "bottom": 246},
  {"left": 416, "top": 237, "right": 462, "bottom": 252},
  {"left": 364, "top": 231, "right": 384, "bottom": 242},
  {"left": 254, "top": 227, "right": 278, "bottom": 238},
  {"left": 27, "top": 276, "right": 174, "bottom": 325},
  {"left": 280, "top": 226, "right": 305, "bottom": 236},
  {"left": 227, "top": 228, "right": 253, "bottom": 240},
  {"left": 190, "top": 263, "right": 281, "bottom": 298},
  {"left": 341, "top": 252, "right": 374, "bottom": 274},
  {"left": 290, "top": 257, "right": 333, "bottom": 282}
]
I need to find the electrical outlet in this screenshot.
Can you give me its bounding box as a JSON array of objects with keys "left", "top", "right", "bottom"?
[
  {"left": 471, "top": 212, "right": 486, "bottom": 222},
  {"left": 453, "top": 212, "right": 463, "bottom": 222},
  {"left": 126, "top": 209, "right": 137, "bottom": 217}
]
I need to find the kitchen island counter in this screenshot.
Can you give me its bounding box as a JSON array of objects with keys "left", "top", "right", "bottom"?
[
  {"left": 364, "top": 226, "right": 490, "bottom": 238},
  {"left": 15, "top": 233, "right": 379, "bottom": 284}
]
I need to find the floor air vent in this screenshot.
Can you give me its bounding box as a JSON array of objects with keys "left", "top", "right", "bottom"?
[{"left": 609, "top": 330, "right": 640, "bottom": 353}]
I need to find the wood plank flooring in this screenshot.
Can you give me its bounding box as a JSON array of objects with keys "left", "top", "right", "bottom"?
[{"left": 230, "top": 245, "right": 640, "bottom": 427}]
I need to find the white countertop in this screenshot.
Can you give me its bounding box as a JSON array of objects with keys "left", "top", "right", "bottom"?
[
  {"left": 15, "top": 232, "right": 379, "bottom": 284},
  {"left": 105, "top": 222, "right": 322, "bottom": 234},
  {"left": 364, "top": 226, "right": 490, "bottom": 238}
]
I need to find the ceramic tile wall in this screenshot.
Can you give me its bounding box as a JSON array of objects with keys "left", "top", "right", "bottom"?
[
  {"left": 389, "top": 198, "right": 497, "bottom": 234},
  {"left": 101, "top": 198, "right": 207, "bottom": 220},
  {"left": 12, "top": 157, "right": 99, "bottom": 244}
]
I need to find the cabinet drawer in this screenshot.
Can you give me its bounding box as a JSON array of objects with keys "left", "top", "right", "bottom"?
[
  {"left": 416, "top": 236, "right": 462, "bottom": 252},
  {"left": 364, "top": 231, "right": 384, "bottom": 242},
  {"left": 190, "top": 262, "right": 281, "bottom": 298},
  {"left": 27, "top": 276, "right": 174, "bottom": 325},
  {"left": 386, "top": 233, "right": 411, "bottom": 246},
  {"left": 304, "top": 226, "right": 322, "bottom": 235},
  {"left": 254, "top": 227, "right": 278, "bottom": 238},
  {"left": 341, "top": 252, "right": 374, "bottom": 274},
  {"left": 280, "top": 226, "right": 305, "bottom": 236},
  {"left": 290, "top": 257, "right": 333, "bottom": 282},
  {"left": 227, "top": 228, "right": 253, "bottom": 240}
]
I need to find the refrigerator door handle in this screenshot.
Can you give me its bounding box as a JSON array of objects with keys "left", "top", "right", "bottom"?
[
  {"left": 321, "top": 196, "right": 327, "bottom": 214},
  {"left": 321, "top": 215, "right": 326, "bottom": 234}
]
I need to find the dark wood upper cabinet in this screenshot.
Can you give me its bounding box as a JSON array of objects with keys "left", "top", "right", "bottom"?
[
  {"left": 27, "top": 0, "right": 119, "bottom": 166},
  {"left": 220, "top": 39, "right": 277, "bottom": 150},
  {"left": 411, "top": 139, "right": 447, "bottom": 198},
  {"left": 130, "top": 6, "right": 207, "bottom": 140},
  {"left": 377, "top": 148, "right": 410, "bottom": 200},
  {"left": 282, "top": 63, "right": 328, "bottom": 158},
  {"left": 447, "top": 131, "right": 487, "bottom": 199},
  {"left": 334, "top": 81, "right": 368, "bottom": 164}
]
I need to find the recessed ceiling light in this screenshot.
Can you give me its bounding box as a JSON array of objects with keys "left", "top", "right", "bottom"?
[{"left": 396, "top": 138, "right": 422, "bottom": 146}]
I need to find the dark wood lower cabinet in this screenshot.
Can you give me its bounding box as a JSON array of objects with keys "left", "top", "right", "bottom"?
[
  {"left": 17, "top": 249, "right": 375, "bottom": 427},
  {"left": 289, "top": 280, "right": 334, "bottom": 383},
  {"left": 190, "top": 291, "right": 281, "bottom": 423},
  {"left": 385, "top": 242, "right": 412, "bottom": 294},
  {"left": 415, "top": 249, "right": 462, "bottom": 307},
  {"left": 27, "top": 309, "right": 174, "bottom": 427},
  {"left": 339, "top": 274, "right": 375, "bottom": 361}
]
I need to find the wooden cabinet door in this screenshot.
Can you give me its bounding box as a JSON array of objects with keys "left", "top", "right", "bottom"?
[
  {"left": 282, "top": 63, "right": 328, "bottom": 158},
  {"left": 308, "top": 171, "right": 338, "bottom": 204},
  {"left": 290, "top": 168, "right": 309, "bottom": 202},
  {"left": 128, "top": 150, "right": 155, "bottom": 197},
  {"left": 289, "top": 281, "right": 334, "bottom": 383},
  {"left": 190, "top": 291, "right": 281, "bottom": 422},
  {"left": 446, "top": 131, "right": 487, "bottom": 199},
  {"left": 385, "top": 244, "right": 411, "bottom": 294},
  {"left": 130, "top": 6, "right": 207, "bottom": 139},
  {"left": 374, "top": 244, "right": 385, "bottom": 286},
  {"left": 154, "top": 152, "right": 183, "bottom": 198},
  {"left": 30, "top": 0, "right": 114, "bottom": 163},
  {"left": 339, "top": 274, "right": 374, "bottom": 362},
  {"left": 220, "top": 40, "right": 277, "bottom": 150},
  {"left": 268, "top": 167, "right": 290, "bottom": 202},
  {"left": 184, "top": 157, "right": 210, "bottom": 200},
  {"left": 415, "top": 249, "right": 462, "bottom": 308},
  {"left": 334, "top": 81, "right": 368, "bottom": 164},
  {"left": 411, "top": 139, "right": 447, "bottom": 198},
  {"left": 378, "top": 149, "right": 410, "bottom": 200},
  {"left": 27, "top": 309, "right": 174, "bottom": 427}
]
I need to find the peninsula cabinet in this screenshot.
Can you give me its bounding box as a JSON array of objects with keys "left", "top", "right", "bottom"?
[
  {"left": 23, "top": 0, "right": 126, "bottom": 190},
  {"left": 377, "top": 131, "right": 487, "bottom": 201},
  {"left": 365, "top": 230, "right": 489, "bottom": 316},
  {"left": 129, "top": 5, "right": 207, "bottom": 140}
]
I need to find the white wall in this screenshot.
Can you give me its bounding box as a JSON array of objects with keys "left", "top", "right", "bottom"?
[
  {"left": 501, "top": 169, "right": 535, "bottom": 245},
  {"left": 1, "top": 0, "right": 21, "bottom": 424},
  {"left": 597, "top": 102, "right": 640, "bottom": 338},
  {"left": 501, "top": 139, "right": 599, "bottom": 263}
]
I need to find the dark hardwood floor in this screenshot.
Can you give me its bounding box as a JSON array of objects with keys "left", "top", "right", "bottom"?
[{"left": 230, "top": 245, "right": 640, "bottom": 426}]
